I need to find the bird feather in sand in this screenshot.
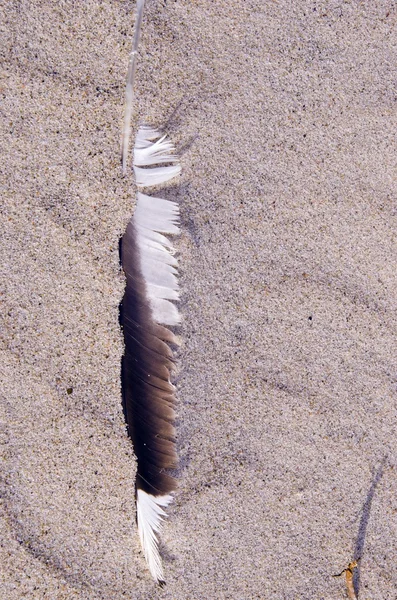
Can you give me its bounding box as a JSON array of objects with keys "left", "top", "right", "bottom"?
[{"left": 120, "top": 126, "right": 181, "bottom": 584}]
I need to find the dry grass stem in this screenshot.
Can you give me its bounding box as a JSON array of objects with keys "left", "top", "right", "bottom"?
[{"left": 333, "top": 561, "right": 359, "bottom": 600}]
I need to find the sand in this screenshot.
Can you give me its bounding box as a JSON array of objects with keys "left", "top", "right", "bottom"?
[{"left": 1, "top": 1, "right": 397, "bottom": 598}]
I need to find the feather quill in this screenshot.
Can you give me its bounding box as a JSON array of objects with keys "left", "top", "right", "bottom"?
[{"left": 120, "top": 127, "right": 181, "bottom": 584}]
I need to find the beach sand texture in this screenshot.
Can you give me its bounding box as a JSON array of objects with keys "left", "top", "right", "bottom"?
[{"left": 1, "top": 1, "right": 397, "bottom": 598}]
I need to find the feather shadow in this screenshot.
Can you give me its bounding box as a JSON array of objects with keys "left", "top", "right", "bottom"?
[{"left": 352, "top": 457, "right": 386, "bottom": 597}]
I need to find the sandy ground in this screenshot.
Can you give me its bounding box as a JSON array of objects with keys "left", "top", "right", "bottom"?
[{"left": 1, "top": 1, "right": 397, "bottom": 598}]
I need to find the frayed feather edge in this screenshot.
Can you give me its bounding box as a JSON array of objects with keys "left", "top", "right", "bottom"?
[
  {"left": 134, "top": 126, "right": 181, "bottom": 186},
  {"left": 136, "top": 490, "right": 174, "bottom": 584},
  {"left": 132, "top": 130, "right": 181, "bottom": 327}
]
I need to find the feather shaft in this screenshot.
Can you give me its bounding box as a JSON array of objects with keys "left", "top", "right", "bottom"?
[{"left": 121, "top": 0, "right": 146, "bottom": 174}]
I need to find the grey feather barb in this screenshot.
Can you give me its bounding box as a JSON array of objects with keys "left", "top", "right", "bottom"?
[{"left": 120, "top": 2, "right": 182, "bottom": 582}]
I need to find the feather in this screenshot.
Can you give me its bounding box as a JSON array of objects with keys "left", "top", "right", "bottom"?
[{"left": 120, "top": 127, "right": 181, "bottom": 584}]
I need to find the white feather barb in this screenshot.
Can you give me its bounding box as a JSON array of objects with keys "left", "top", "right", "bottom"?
[
  {"left": 133, "top": 126, "right": 181, "bottom": 187},
  {"left": 136, "top": 490, "right": 174, "bottom": 584},
  {"left": 135, "top": 125, "right": 162, "bottom": 146},
  {"left": 134, "top": 135, "right": 180, "bottom": 166},
  {"left": 134, "top": 193, "right": 180, "bottom": 234},
  {"left": 134, "top": 164, "right": 182, "bottom": 187}
]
